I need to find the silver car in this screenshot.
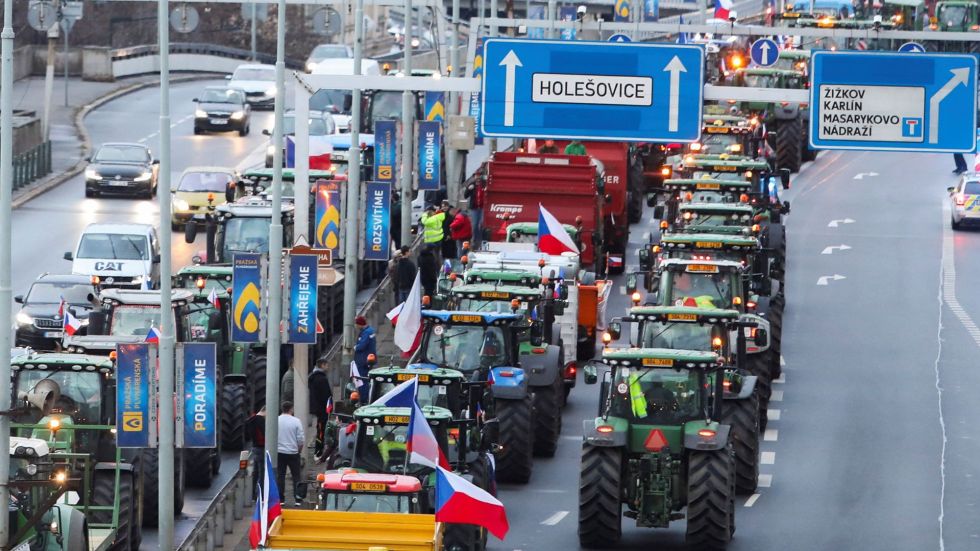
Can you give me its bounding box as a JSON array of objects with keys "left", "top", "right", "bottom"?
[{"left": 949, "top": 176, "right": 980, "bottom": 229}]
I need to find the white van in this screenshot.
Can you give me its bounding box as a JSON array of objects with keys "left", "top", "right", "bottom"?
[{"left": 64, "top": 223, "right": 161, "bottom": 290}]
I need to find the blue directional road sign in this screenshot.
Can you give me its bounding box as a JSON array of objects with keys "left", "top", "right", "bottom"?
[
  {"left": 750, "top": 38, "right": 779, "bottom": 67},
  {"left": 608, "top": 33, "right": 632, "bottom": 43},
  {"left": 899, "top": 42, "right": 925, "bottom": 53},
  {"left": 481, "top": 38, "right": 704, "bottom": 142},
  {"left": 810, "top": 51, "right": 977, "bottom": 153}
]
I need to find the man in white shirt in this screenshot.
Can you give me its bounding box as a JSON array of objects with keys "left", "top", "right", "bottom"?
[{"left": 277, "top": 401, "right": 306, "bottom": 506}]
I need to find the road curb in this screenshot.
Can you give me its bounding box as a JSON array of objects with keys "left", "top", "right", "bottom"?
[{"left": 13, "top": 73, "right": 224, "bottom": 210}]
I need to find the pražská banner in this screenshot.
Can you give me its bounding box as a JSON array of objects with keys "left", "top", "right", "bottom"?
[
  {"left": 364, "top": 182, "right": 391, "bottom": 261},
  {"left": 417, "top": 120, "right": 442, "bottom": 190},
  {"left": 177, "top": 342, "right": 217, "bottom": 448},
  {"left": 287, "top": 253, "right": 319, "bottom": 343},
  {"left": 116, "top": 343, "right": 157, "bottom": 448},
  {"left": 374, "top": 120, "right": 398, "bottom": 183},
  {"left": 231, "top": 253, "right": 265, "bottom": 343}
]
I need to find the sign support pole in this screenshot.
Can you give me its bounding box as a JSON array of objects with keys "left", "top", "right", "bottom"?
[
  {"left": 251, "top": 2, "right": 257, "bottom": 60},
  {"left": 447, "top": 0, "right": 461, "bottom": 203},
  {"left": 0, "top": 0, "right": 14, "bottom": 540},
  {"left": 399, "top": 0, "right": 415, "bottom": 246},
  {"left": 488, "top": 0, "right": 498, "bottom": 154},
  {"left": 293, "top": 75, "right": 310, "bottom": 435},
  {"left": 156, "top": 0, "right": 176, "bottom": 544}
]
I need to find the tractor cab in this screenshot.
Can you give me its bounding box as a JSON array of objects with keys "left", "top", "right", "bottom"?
[
  {"left": 367, "top": 366, "right": 468, "bottom": 414},
  {"left": 641, "top": 232, "right": 759, "bottom": 275},
  {"left": 173, "top": 264, "right": 233, "bottom": 294},
  {"left": 687, "top": 116, "right": 763, "bottom": 157},
  {"left": 649, "top": 258, "right": 745, "bottom": 309},
  {"left": 240, "top": 167, "right": 338, "bottom": 201},
  {"left": 350, "top": 405, "right": 452, "bottom": 476},
  {"left": 183, "top": 195, "right": 296, "bottom": 265},
  {"left": 418, "top": 311, "right": 527, "bottom": 377}
]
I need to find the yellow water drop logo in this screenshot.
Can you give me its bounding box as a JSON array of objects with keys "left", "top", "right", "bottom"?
[
  {"left": 616, "top": 0, "right": 629, "bottom": 17},
  {"left": 234, "top": 282, "right": 261, "bottom": 334},
  {"left": 317, "top": 203, "right": 340, "bottom": 250}
]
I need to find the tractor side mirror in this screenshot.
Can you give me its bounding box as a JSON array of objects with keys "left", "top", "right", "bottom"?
[
  {"left": 583, "top": 361, "right": 600, "bottom": 384},
  {"left": 436, "top": 277, "right": 453, "bottom": 295},
  {"left": 606, "top": 320, "right": 622, "bottom": 341},
  {"left": 262, "top": 129, "right": 271, "bottom": 136},
  {"left": 755, "top": 328, "right": 769, "bottom": 348},
  {"left": 646, "top": 193, "right": 657, "bottom": 207},
  {"left": 87, "top": 310, "right": 106, "bottom": 336},
  {"left": 529, "top": 321, "right": 544, "bottom": 347},
  {"left": 638, "top": 247, "right": 651, "bottom": 270},
  {"left": 782, "top": 200, "right": 791, "bottom": 214},
  {"left": 625, "top": 273, "right": 638, "bottom": 294},
  {"left": 948, "top": 186, "right": 956, "bottom": 194},
  {"left": 343, "top": 93, "right": 353, "bottom": 112},
  {"left": 152, "top": 254, "right": 161, "bottom": 264},
  {"left": 184, "top": 220, "right": 199, "bottom": 243},
  {"left": 779, "top": 168, "right": 791, "bottom": 189},
  {"left": 653, "top": 205, "right": 665, "bottom": 220},
  {"left": 14, "top": 295, "right": 23, "bottom": 304},
  {"left": 558, "top": 284, "right": 568, "bottom": 301}
]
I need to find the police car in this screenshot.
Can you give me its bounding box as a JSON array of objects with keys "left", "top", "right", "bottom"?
[
  {"left": 63, "top": 223, "right": 161, "bottom": 290},
  {"left": 949, "top": 176, "right": 980, "bottom": 230}
]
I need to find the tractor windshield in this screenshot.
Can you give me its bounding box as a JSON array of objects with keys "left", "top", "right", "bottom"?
[
  {"left": 14, "top": 370, "right": 103, "bottom": 425},
  {"left": 506, "top": 231, "right": 537, "bottom": 244},
  {"left": 422, "top": 325, "right": 507, "bottom": 372},
  {"left": 184, "top": 302, "right": 221, "bottom": 342},
  {"left": 608, "top": 367, "right": 702, "bottom": 423},
  {"left": 679, "top": 210, "right": 753, "bottom": 229},
  {"left": 640, "top": 322, "right": 713, "bottom": 351},
  {"left": 691, "top": 170, "right": 746, "bottom": 182},
  {"left": 700, "top": 133, "right": 740, "bottom": 154},
  {"left": 665, "top": 270, "right": 734, "bottom": 308},
  {"left": 109, "top": 305, "right": 169, "bottom": 337},
  {"left": 938, "top": 5, "right": 969, "bottom": 26},
  {"left": 742, "top": 74, "right": 774, "bottom": 88},
  {"left": 221, "top": 217, "right": 271, "bottom": 260},
  {"left": 372, "top": 380, "right": 457, "bottom": 411},
  {"left": 322, "top": 492, "right": 412, "bottom": 513},
  {"left": 353, "top": 420, "right": 447, "bottom": 475}
]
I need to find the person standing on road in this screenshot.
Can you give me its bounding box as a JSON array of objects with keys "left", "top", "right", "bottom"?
[
  {"left": 245, "top": 406, "right": 266, "bottom": 499},
  {"left": 353, "top": 316, "right": 376, "bottom": 374},
  {"left": 308, "top": 358, "right": 332, "bottom": 458},
  {"left": 449, "top": 207, "right": 473, "bottom": 258},
  {"left": 954, "top": 153, "right": 968, "bottom": 174},
  {"left": 277, "top": 401, "right": 306, "bottom": 506},
  {"left": 463, "top": 178, "right": 486, "bottom": 249}
]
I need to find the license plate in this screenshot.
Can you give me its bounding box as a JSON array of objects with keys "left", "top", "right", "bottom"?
[
  {"left": 712, "top": 166, "right": 737, "bottom": 172},
  {"left": 481, "top": 291, "right": 510, "bottom": 299},
  {"left": 210, "top": 118, "right": 227, "bottom": 124},
  {"left": 450, "top": 314, "right": 482, "bottom": 323},
  {"left": 108, "top": 180, "right": 130, "bottom": 186},
  {"left": 383, "top": 415, "right": 410, "bottom": 424},
  {"left": 350, "top": 482, "right": 387, "bottom": 492},
  {"left": 695, "top": 242, "right": 723, "bottom": 248},
  {"left": 44, "top": 331, "right": 63, "bottom": 338},
  {"left": 696, "top": 183, "right": 721, "bottom": 190},
  {"left": 686, "top": 264, "right": 719, "bottom": 273},
  {"left": 706, "top": 127, "right": 730, "bottom": 134},
  {"left": 642, "top": 357, "right": 674, "bottom": 367},
  {"left": 667, "top": 313, "right": 697, "bottom": 321},
  {"left": 396, "top": 373, "right": 430, "bottom": 382}
]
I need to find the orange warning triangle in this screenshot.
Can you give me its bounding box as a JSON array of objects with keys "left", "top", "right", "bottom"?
[
  {"left": 644, "top": 429, "right": 668, "bottom": 452},
  {"left": 316, "top": 318, "right": 324, "bottom": 334}
]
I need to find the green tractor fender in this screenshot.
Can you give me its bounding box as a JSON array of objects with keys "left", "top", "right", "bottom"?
[
  {"left": 684, "top": 420, "right": 730, "bottom": 452},
  {"left": 94, "top": 461, "right": 136, "bottom": 474},
  {"left": 582, "top": 416, "right": 628, "bottom": 447}
]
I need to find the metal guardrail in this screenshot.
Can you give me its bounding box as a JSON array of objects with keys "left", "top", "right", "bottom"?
[
  {"left": 177, "top": 453, "right": 253, "bottom": 551},
  {"left": 111, "top": 42, "right": 306, "bottom": 70},
  {"left": 13, "top": 141, "right": 51, "bottom": 190}
]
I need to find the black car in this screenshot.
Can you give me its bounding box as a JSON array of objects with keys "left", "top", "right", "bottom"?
[
  {"left": 84, "top": 143, "right": 159, "bottom": 199},
  {"left": 15, "top": 274, "right": 98, "bottom": 351},
  {"left": 193, "top": 87, "right": 251, "bottom": 136}
]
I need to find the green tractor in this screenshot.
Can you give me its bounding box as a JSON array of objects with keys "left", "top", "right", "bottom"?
[
  {"left": 577, "top": 348, "right": 736, "bottom": 548},
  {"left": 240, "top": 167, "right": 339, "bottom": 200},
  {"left": 929, "top": 1, "right": 980, "bottom": 51},
  {"left": 10, "top": 353, "right": 144, "bottom": 549},
  {"left": 183, "top": 194, "right": 296, "bottom": 266}
]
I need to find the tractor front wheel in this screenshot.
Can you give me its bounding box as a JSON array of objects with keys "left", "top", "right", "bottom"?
[
  {"left": 532, "top": 380, "right": 562, "bottom": 457},
  {"left": 722, "top": 392, "right": 760, "bottom": 494},
  {"left": 220, "top": 381, "right": 249, "bottom": 450},
  {"left": 141, "top": 448, "right": 185, "bottom": 527},
  {"left": 92, "top": 469, "right": 134, "bottom": 550},
  {"left": 494, "top": 395, "right": 534, "bottom": 484},
  {"left": 686, "top": 447, "right": 735, "bottom": 550},
  {"left": 578, "top": 444, "right": 622, "bottom": 548}
]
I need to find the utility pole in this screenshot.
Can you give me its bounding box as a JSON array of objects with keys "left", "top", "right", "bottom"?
[
  {"left": 63, "top": 24, "right": 69, "bottom": 107},
  {"left": 447, "top": 0, "right": 460, "bottom": 203},
  {"left": 399, "top": 0, "right": 415, "bottom": 245},
  {"left": 156, "top": 0, "right": 176, "bottom": 545},
  {"left": 548, "top": 0, "right": 557, "bottom": 38},
  {"left": 341, "top": 0, "right": 366, "bottom": 369},
  {"left": 43, "top": 24, "right": 59, "bottom": 141},
  {"left": 0, "top": 0, "right": 16, "bottom": 540},
  {"left": 251, "top": 3, "right": 258, "bottom": 61},
  {"left": 265, "top": 0, "right": 287, "bottom": 472},
  {"left": 488, "top": 0, "right": 498, "bottom": 153}
]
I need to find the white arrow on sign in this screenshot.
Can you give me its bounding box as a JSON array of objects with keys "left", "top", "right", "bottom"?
[
  {"left": 853, "top": 172, "right": 878, "bottom": 180},
  {"left": 928, "top": 67, "right": 970, "bottom": 144},
  {"left": 664, "top": 56, "right": 686, "bottom": 133},
  {"left": 817, "top": 274, "right": 846, "bottom": 286},
  {"left": 759, "top": 41, "right": 771, "bottom": 66},
  {"left": 827, "top": 218, "right": 855, "bottom": 228},
  {"left": 821, "top": 244, "right": 851, "bottom": 255},
  {"left": 500, "top": 50, "right": 523, "bottom": 128}
]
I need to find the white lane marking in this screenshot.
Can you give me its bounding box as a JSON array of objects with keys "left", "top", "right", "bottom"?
[
  {"left": 757, "top": 474, "right": 772, "bottom": 488},
  {"left": 770, "top": 390, "right": 784, "bottom": 402},
  {"left": 561, "top": 435, "right": 581, "bottom": 441},
  {"left": 761, "top": 452, "right": 776, "bottom": 465},
  {"left": 764, "top": 429, "right": 778, "bottom": 442},
  {"left": 541, "top": 511, "right": 569, "bottom": 526},
  {"left": 767, "top": 409, "right": 781, "bottom": 421},
  {"left": 817, "top": 274, "right": 846, "bottom": 286},
  {"left": 773, "top": 373, "right": 785, "bottom": 384},
  {"left": 619, "top": 285, "right": 626, "bottom": 295},
  {"left": 827, "top": 218, "right": 855, "bottom": 227},
  {"left": 744, "top": 493, "right": 761, "bottom": 508},
  {"left": 852, "top": 172, "right": 878, "bottom": 180},
  {"left": 780, "top": 355, "right": 786, "bottom": 367},
  {"left": 642, "top": 231, "right": 651, "bottom": 241},
  {"left": 137, "top": 137, "right": 147, "bottom": 143},
  {"left": 821, "top": 244, "right": 852, "bottom": 255}
]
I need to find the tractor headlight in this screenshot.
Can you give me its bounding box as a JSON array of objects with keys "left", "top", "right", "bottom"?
[
  {"left": 173, "top": 199, "right": 190, "bottom": 212},
  {"left": 25, "top": 464, "right": 37, "bottom": 476}
]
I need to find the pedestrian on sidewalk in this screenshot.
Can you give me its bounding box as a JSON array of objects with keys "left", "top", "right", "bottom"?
[
  {"left": 395, "top": 246, "right": 416, "bottom": 303},
  {"left": 419, "top": 247, "right": 438, "bottom": 297},
  {"left": 277, "top": 401, "right": 307, "bottom": 507},
  {"left": 280, "top": 365, "right": 294, "bottom": 406},
  {"left": 353, "top": 316, "right": 376, "bottom": 375},
  {"left": 308, "top": 358, "right": 332, "bottom": 458},
  {"left": 420, "top": 205, "right": 446, "bottom": 258},
  {"left": 538, "top": 139, "right": 560, "bottom": 154},
  {"left": 440, "top": 200, "right": 457, "bottom": 260},
  {"left": 449, "top": 206, "right": 473, "bottom": 257},
  {"left": 245, "top": 406, "right": 266, "bottom": 499},
  {"left": 463, "top": 178, "right": 486, "bottom": 249}
]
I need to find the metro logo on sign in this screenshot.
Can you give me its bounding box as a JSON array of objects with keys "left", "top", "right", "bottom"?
[{"left": 810, "top": 51, "right": 977, "bottom": 153}]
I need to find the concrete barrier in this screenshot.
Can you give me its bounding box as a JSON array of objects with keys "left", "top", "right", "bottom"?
[{"left": 82, "top": 47, "right": 114, "bottom": 82}]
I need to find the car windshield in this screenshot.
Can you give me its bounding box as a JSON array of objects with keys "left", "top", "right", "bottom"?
[
  {"left": 109, "top": 304, "right": 164, "bottom": 337},
  {"left": 423, "top": 324, "right": 506, "bottom": 372},
  {"left": 232, "top": 68, "right": 274, "bottom": 81},
  {"left": 27, "top": 282, "right": 93, "bottom": 305},
  {"left": 312, "top": 45, "right": 350, "bottom": 59},
  {"left": 94, "top": 145, "right": 147, "bottom": 163},
  {"left": 179, "top": 171, "right": 233, "bottom": 193},
  {"left": 282, "top": 116, "right": 329, "bottom": 136},
  {"left": 666, "top": 270, "right": 734, "bottom": 307},
  {"left": 608, "top": 367, "right": 702, "bottom": 423},
  {"left": 371, "top": 91, "right": 404, "bottom": 121},
  {"left": 77, "top": 233, "right": 148, "bottom": 260},
  {"left": 641, "top": 321, "right": 713, "bottom": 351},
  {"left": 200, "top": 89, "right": 242, "bottom": 104},
  {"left": 310, "top": 89, "right": 349, "bottom": 114},
  {"left": 15, "top": 370, "right": 103, "bottom": 424},
  {"left": 222, "top": 217, "right": 271, "bottom": 257},
  {"left": 322, "top": 492, "right": 411, "bottom": 513}
]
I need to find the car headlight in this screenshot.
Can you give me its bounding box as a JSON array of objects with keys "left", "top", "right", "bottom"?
[
  {"left": 231, "top": 110, "right": 245, "bottom": 120},
  {"left": 306, "top": 61, "right": 316, "bottom": 72},
  {"left": 134, "top": 171, "right": 153, "bottom": 182},
  {"left": 174, "top": 199, "right": 190, "bottom": 212},
  {"left": 84, "top": 168, "right": 100, "bottom": 180},
  {"left": 131, "top": 275, "right": 147, "bottom": 284},
  {"left": 15, "top": 312, "right": 33, "bottom": 326},
  {"left": 266, "top": 87, "right": 277, "bottom": 97},
  {"left": 195, "top": 109, "right": 207, "bottom": 118}
]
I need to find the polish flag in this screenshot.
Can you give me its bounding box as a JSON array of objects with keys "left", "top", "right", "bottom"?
[
  {"left": 714, "top": 0, "right": 734, "bottom": 19},
  {"left": 285, "top": 136, "right": 333, "bottom": 170},
  {"left": 63, "top": 310, "right": 83, "bottom": 336},
  {"left": 537, "top": 204, "right": 579, "bottom": 255},
  {"left": 435, "top": 465, "right": 509, "bottom": 540}
]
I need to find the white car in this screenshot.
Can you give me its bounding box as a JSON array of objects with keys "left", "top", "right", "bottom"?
[
  {"left": 227, "top": 64, "right": 276, "bottom": 110},
  {"left": 949, "top": 176, "right": 980, "bottom": 229},
  {"left": 305, "top": 44, "right": 354, "bottom": 73},
  {"left": 64, "top": 223, "right": 161, "bottom": 290}
]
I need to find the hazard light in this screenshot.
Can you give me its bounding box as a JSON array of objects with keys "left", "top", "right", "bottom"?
[
  {"left": 644, "top": 429, "right": 669, "bottom": 452},
  {"left": 661, "top": 166, "right": 672, "bottom": 177},
  {"left": 690, "top": 143, "right": 703, "bottom": 152},
  {"left": 697, "top": 428, "right": 716, "bottom": 439},
  {"left": 597, "top": 425, "right": 614, "bottom": 434}
]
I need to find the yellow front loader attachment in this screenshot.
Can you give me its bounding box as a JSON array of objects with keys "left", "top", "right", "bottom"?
[{"left": 265, "top": 509, "right": 444, "bottom": 551}]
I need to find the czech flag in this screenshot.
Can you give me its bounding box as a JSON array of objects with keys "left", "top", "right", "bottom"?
[
  {"left": 145, "top": 326, "right": 161, "bottom": 343},
  {"left": 349, "top": 360, "right": 366, "bottom": 394},
  {"left": 372, "top": 376, "right": 418, "bottom": 408},
  {"left": 537, "top": 204, "right": 579, "bottom": 255},
  {"left": 325, "top": 396, "right": 334, "bottom": 415},
  {"left": 207, "top": 287, "right": 220, "bottom": 309},
  {"left": 248, "top": 451, "right": 282, "bottom": 548},
  {"left": 714, "top": 0, "right": 733, "bottom": 19},
  {"left": 407, "top": 396, "right": 451, "bottom": 470},
  {"left": 285, "top": 136, "right": 333, "bottom": 170},
  {"left": 435, "top": 465, "right": 509, "bottom": 540},
  {"left": 389, "top": 273, "right": 423, "bottom": 357},
  {"left": 63, "top": 311, "right": 83, "bottom": 336}
]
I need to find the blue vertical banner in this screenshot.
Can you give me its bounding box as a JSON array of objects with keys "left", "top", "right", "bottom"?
[
  {"left": 177, "top": 342, "right": 217, "bottom": 448},
  {"left": 559, "top": 7, "right": 578, "bottom": 39},
  {"left": 287, "top": 254, "right": 319, "bottom": 343},
  {"left": 614, "top": 0, "right": 631, "bottom": 21},
  {"left": 116, "top": 343, "right": 157, "bottom": 448},
  {"left": 528, "top": 5, "right": 545, "bottom": 38},
  {"left": 468, "top": 37, "right": 485, "bottom": 143},
  {"left": 417, "top": 121, "right": 442, "bottom": 191},
  {"left": 231, "top": 253, "right": 264, "bottom": 343},
  {"left": 373, "top": 120, "right": 397, "bottom": 183},
  {"left": 364, "top": 182, "right": 392, "bottom": 261},
  {"left": 424, "top": 91, "right": 445, "bottom": 121},
  {"left": 644, "top": 0, "right": 659, "bottom": 20},
  {"left": 314, "top": 180, "right": 341, "bottom": 251}
]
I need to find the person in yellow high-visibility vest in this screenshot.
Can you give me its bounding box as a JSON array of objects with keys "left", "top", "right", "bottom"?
[
  {"left": 628, "top": 373, "right": 648, "bottom": 418},
  {"left": 378, "top": 436, "right": 408, "bottom": 469}
]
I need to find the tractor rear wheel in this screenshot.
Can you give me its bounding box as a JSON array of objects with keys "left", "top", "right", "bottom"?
[
  {"left": 184, "top": 448, "right": 216, "bottom": 488},
  {"left": 92, "top": 470, "right": 133, "bottom": 550},
  {"left": 249, "top": 353, "right": 268, "bottom": 412},
  {"left": 532, "top": 380, "right": 562, "bottom": 457},
  {"left": 768, "top": 293, "right": 785, "bottom": 380},
  {"left": 140, "top": 448, "right": 185, "bottom": 527},
  {"left": 494, "top": 395, "right": 534, "bottom": 484},
  {"left": 747, "top": 351, "right": 772, "bottom": 432},
  {"left": 686, "top": 447, "right": 735, "bottom": 550},
  {"left": 722, "top": 392, "right": 760, "bottom": 494},
  {"left": 776, "top": 117, "right": 803, "bottom": 173},
  {"left": 578, "top": 444, "right": 622, "bottom": 548},
  {"left": 220, "top": 381, "right": 249, "bottom": 450}
]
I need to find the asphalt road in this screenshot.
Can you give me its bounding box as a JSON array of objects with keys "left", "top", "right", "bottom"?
[{"left": 493, "top": 150, "right": 980, "bottom": 551}]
